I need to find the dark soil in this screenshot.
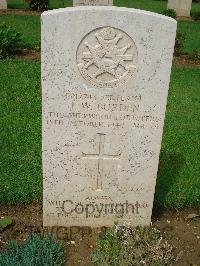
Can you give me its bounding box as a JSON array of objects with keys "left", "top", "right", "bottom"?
[
  {"left": 177, "top": 16, "right": 193, "bottom": 21},
  {"left": 173, "top": 55, "right": 200, "bottom": 67},
  {"left": 153, "top": 208, "right": 200, "bottom": 266},
  {"left": 15, "top": 49, "right": 41, "bottom": 60},
  {"left": 0, "top": 8, "right": 41, "bottom": 15},
  {"left": 0, "top": 203, "right": 199, "bottom": 265}
]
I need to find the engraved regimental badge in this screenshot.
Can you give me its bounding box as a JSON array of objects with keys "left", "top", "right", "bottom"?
[{"left": 77, "top": 27, "right": 138, "bottom": 88}]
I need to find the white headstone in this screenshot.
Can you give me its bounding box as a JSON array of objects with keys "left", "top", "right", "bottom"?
[
  {"left": 73, "top": 0, "right": 113, "bottom": 6},
  {"left": 0, "top": 0, "right": 7, "bottom": 9},
  {"left": 42, "top": 7, "right": 176, "bottom": 227},
  {"left": 167, "top": 0, "right": 192, "bottom": 17}
]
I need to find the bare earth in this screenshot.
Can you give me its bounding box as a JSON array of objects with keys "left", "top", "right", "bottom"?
[
  {"left": 0, "top": 203, "right": 199, "bottom": 265},
  {"left": 0, "top": 8, "right": 41, "bottom": 15}
]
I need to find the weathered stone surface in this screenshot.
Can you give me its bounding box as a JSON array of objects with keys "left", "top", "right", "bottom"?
[
  {"left": 73, "top": 0, "right": 113, "bottom": 6},
  {"left": 0, "top": 0, "right": 7, "bottom": 9},
  {"left": 42, "top": 7, "right": 176, "bottom": 227},
  {"left": 167, "top": 0, "right": 192, "bottom": 17}
]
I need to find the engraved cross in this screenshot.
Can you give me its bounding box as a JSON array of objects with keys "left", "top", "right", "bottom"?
[{"left": 82, "top": 133, "right": 121, "bottom": 191}]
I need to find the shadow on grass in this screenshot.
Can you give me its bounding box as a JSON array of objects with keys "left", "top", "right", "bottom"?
[{"left": 153, "top": 151, "right": 186, "bottom": 216}]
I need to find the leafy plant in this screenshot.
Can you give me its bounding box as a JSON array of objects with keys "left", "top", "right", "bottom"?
[
  {"left": 0, "top": 23, "right": 21, "bottom": 58},
  {"left": 0, "top": 234, "right": 64, "bottom": 266},
  {"left": 92, "top": 225, "right": 174, "bottom": 266},
  {"left": 162, "top": 8, "right": 177, "bottom": 19},
  {"left": 26, "top": 0, "right": 49, "bottom": 11}
]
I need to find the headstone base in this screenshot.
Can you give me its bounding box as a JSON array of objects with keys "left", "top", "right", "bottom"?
[
  {"left": 0, "top": 0, "right": 7, "bottom": 9},
  {"left": 167, "top": 0, "right": 192, "bottom": 17},
  {"left": 73, "top": 0, "right": 113, "bottom": 6}
]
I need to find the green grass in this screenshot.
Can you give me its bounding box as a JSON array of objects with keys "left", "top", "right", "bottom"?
[
  {"left": 116, "top": 0, "right": 167, "bottom": 13},
  {"left": 0, "top": 60, "right": 199, "bottom": 207},
  {"left": 0, "top": 60, "right": 41, "bottom": 204},
  {"left": 7, "top": 0, "right": 72, "bottom": 9},
  {"left": 49, "top": 0, "right": 72, "bottom": 8},
  {"left": 178, "top": 20, "right": 200, "bottom": 54},
  {"left": 0, "top": 14, "right": 40, "bottom": 49},
  {"left": 115, "top": 0, "right": 200, "bottom": 13},
  {"left": 7, "top": 0, "right": 28, "bottom": 9},
  {"left": 155, "top": 67, "right": 200, "bottom": 207}
]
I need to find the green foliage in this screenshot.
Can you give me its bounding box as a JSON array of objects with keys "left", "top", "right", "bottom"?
[
  {"left": 0, "top": 234, "right": 63, "bottom": 266},
  {"left": 0, "top": 15, "right": 40, "bottom": 49},
  {"left": 0, "top": 23, "right": 21, "bottom": 58},
  {"left": 191, "top": 11, "right": 200, "bottom": 20},
  {"left": 26, "top": 0, "right": 49, "bottom": 11},
  {"left": 92, "top": 225, "right": 173, "bottom": 266},
  {"left": 162, "top": 8, "right": 177, "bottom": 18}
]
